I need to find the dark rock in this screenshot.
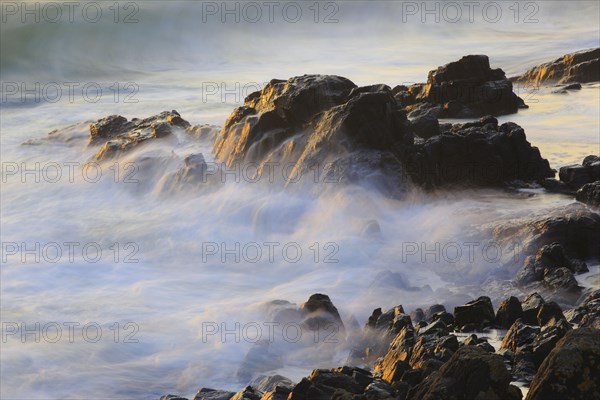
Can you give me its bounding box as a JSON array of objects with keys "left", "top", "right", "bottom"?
[
  {"left": 559, "top": 155, "right": 600, "bottom": 189},
  {"left": 193, "top": 388, "right": 235, "bottom": 400},
  {"left": 424, "top": 305, "right": 446, "bottom": 321},
  {"left": 477, "top": 342, "right": 496, "bottom": 353},
  {"left": 495, "top": 296, "right": 524, "bottom": 328},
  {"left": 453, "top": 296, "right": 496, "bottom": 331},
  {"left": 299, "top": 293, "right": 345, "bottom": 333},
  {"left": 89, "top": 111, "right": 187, "bottom": 160},
  {"left": 161, "top": 395, "right": 188, "bottom": 400},
  {"left": 407, "top": 346, "right": 522, "bottom": 400},
  {"left": 250, "top": 375, "right": 294, "bottom": 393},
  {"left": 526, "top": 328, "right": 600, "bottom": 400},
  {"left": 543, "top": 267, "right": 579, "bottom": 291},
  {"left": 407, "top": 120, "right": 554, "bottom": 188},
  {"left": 576, "top": 181, "right": 600, "bottom": 208},
  {"left": 430, "top": 312, "right": 454, "bottom": 327},
  {"left": 363, "top": 380, "right": 396, "bottom": 400},
  {"left": 537, "top": 302, "right": 566, "bottom": 326},
  {"left": 566, "top": 290, "right": 600, "bottom": 329},
  {"left": 417, "top": 320, "right": 449, "bottom": 337},
  {"left": 288, "top": 367, "right": 371, "bottom": 400},
  {"left": 515, "top": 48, "right": 600, "bottom": 85},
  {"left": 500, "top": 319, "right": 540, "bottom": 353},
  {"left": 563, "top": 83, "right": 583, "bottom": 90},
  {"left": 492, "top": 203, "right": 600, "bottom": 272},
  {"left": 540, "top": 178, "right": 574, "bottom": 194},
  {"left": 410, "top": 309, "right": 425, "bottom": 324},
  {"left": 413, "top": 55, "right": 526, "bottom": 117},
  {"left": 410, "top": 114, "right": 439, "bottom": 139},
  {"left": 530, "top": 319, "right": 571, "bottom": 365},
  {"left": 374, "top": 326, "right": 415, "bottom": 384}
]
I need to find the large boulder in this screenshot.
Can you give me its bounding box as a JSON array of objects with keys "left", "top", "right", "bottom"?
[
  {"left": 406, "top": 118, "right": 554, "bottom": 188},
  {"left": 514, "top": 48, "right": 600, "bottom": 85},
  {"left": 525, "top": 328, "right": 600, "bottom": 400},
  {"left": 407, "top": 346, "right": 522, "bottom": 400},
  {"left": 287, "top": 367, "right": 374, "bottom": 400},
  {"left": 406, "top": 55, "right": 527, "bottom": 118},
  {"left": 213, "top": 75, "right": 413, "bottom": 192},
  {"left": 495, "top": 296, "right": 524, "bottom": 329}
]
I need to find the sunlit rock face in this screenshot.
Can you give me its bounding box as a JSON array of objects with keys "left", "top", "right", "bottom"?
[
  {"left": 514, "top": 48, "right": 600, "bottom": 85},
  {"left": 213, "top": 75, "right": 414, "bottom": 194},
  {"left": 397, "top": 55, "right": 528, "bottom": 118}
]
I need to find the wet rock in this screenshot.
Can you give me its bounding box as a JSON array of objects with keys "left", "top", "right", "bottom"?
[
  {"left": 495, "top": 296, "right": 524, "bottom": 328},
  {"left": 231, "top": 386, "right": 263, "bottom": 400},
  {"left": 430, "top": 312, "right": 454, "bottom": 328},
  {"left": 410, "top": 114, "right": 439, "bottom": 139},
  {"left": 214, "top": 75, "right": 413, "bottom": 192},
  {"left": 363, "top": 380, "right": 397, "bottom": 400},
  {"left": 530, "top": 319, "right": 571, "bottom": 365},
  {"left": 193, "top": 388, "right": 235, "bottom": 400},
  {"left": 576, "top": 180, "right": 600, "bottom": 208},
  {"left": 417, "top": 320, "right": 449, "bottom": 337},
  {"left": 514, "top": 48, "right": 600, "bottom": 85},
  {"left": 424, "top": 305, "right": 446, "bottom": 322},
  {"left": 526, "top": 328, "right": 600, "bottom": 400},
  {"left": 89, "top": 111, "right": 188, "bottom": 160},
  {"left": 492, "top": 203, "right": 600, "bottom": 270},
  {"left": 407, "top": 120, "right": 553, "bottom": 188},
  {"left": 522, "top": 293, "right": 546, "bottom": 325},
  {"left": 559, "top": 155, "right": 600, "bottom": 189},
  {"left": 500, "top": 319, "right": 540, "bottom": 353},
  {"left": 453, "top": 296, "right": 496, "bottom": 331},
  {"left": 411, "top": 55, "right": 527, "bottom": 117},
  {"left": 374, "top": 326, "right": 415, "bottom": 384},
  {"left": 288, "top": 367, "right": 372, "bottom": 400},
  {"left": 408, "top": 346, "right": 522, "bottom": 400},
  {"left": 536, "top": 302, "right": 566, "bottom": 326},
  {"left": 161, "top": 395, "right": 188, "bottom": 400},
  {"left": 543, "top": 267, "right": 579, "bottom": 291},
  {"left": 566, "top": 289, "right": 600, "bottom": 329}
]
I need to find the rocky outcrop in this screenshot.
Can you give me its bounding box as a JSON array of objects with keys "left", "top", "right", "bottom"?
[
  {"left": 213, "top": 75, "right": 413, "bottom": 192},
  {"left": 400, "top": 55, "right": 527, "bottom": 118},
  {"left": 525, "top": 328, "right": 600, "bottom": 400},
  {"left": 514, "top": 48, "right": 600, "bottom": 85},
  {"left": 407, "top": 346, "right": 522, "bottom": 400},
  {"left": 288, "top": 367, "right": 377, "bottom": 400},
  {"left": 453, "top": 296, "right": 495, "bottom": 332},
  {"left": 88, "top": 110, "right": 191, "bottom": 160},
  {"left": 407, "top": 117, "right": 554, "bottom": 188},
  {"left": 495, "top": 296, "right": 524, "bottom": 329}
]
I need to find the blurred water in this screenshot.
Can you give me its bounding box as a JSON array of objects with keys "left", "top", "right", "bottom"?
[{"left": 1, "top": 1, "right": 599, "bottom": 399}]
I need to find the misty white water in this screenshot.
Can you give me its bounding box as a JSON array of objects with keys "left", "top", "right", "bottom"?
[{"left": 1, "top": 1, "right": 599, "bottom": 399}]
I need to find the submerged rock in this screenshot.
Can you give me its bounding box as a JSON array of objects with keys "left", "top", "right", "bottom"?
[
  {"left": 559, "top": 155, "right": 600, "bottom": 189},
  {"left": 514, "top": 48, "right": 600, "bottom": 85}
]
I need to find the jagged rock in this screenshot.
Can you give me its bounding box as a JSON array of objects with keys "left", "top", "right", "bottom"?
[
  {"left": 566, "top": 290, "right": 600, "bottom": 329},
  {"left": 576, "top": 180, "right": 600, "bottom": 208},
  {"left": 193, "top": 388, "right": 235, "bottom": 400},
  {"left": 363, "top": 380, "right": 397, "bottom": 400},
  {"left": 495, "top": 296, "right": 524, "bottom": 328},
  {"left": 526, "top": 328, "right": 600, "bottom": 400},
  {"left": 374, "top": 326, "right": 415, "bottom": 384},
  {"left": 231, "top": 386, "right": 263, "bottom": 400},
  {"left": 536, "top": 302, "right": 565, "bottom": 326},
  {"left": 407, "top": 119, "right": 553, "bottom": 188},
  {"left": 522, "top": 293, "right": 546, "bottom": 325},
  {"left": 250, "top": 375, "right": 294, "bottom": 393},
  {"left": 89, "top": 111, "right": 188, "bottom": 160},
  {"left": 500, "top": 319, "right": 540, "bottom": 353},
  {"left": 424, "top": 305, "right": 446, "bottom": 321},
  {"left": 408, "top": 55, "right": 527, "bottom": 117},
  {"left": 408, "top": 346, "right": 522, "bottom": 400},
  {"left": 543, "top": 267, "right": 579, "bottom": 291},
  {"left": 515, "top": 48, "right": 600, "bottom": 85},
  {"left": 417, "top": 320, "right": 449, "bottom": 337},
  {"left": 213, "top": 75, "right": 413, "bottom": 193},
  {"left": 161, "top": 395, "right": 188, "bottom": 400},
  {"left": 453, "top": 296, "right": 495, "bottom": 331}
]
